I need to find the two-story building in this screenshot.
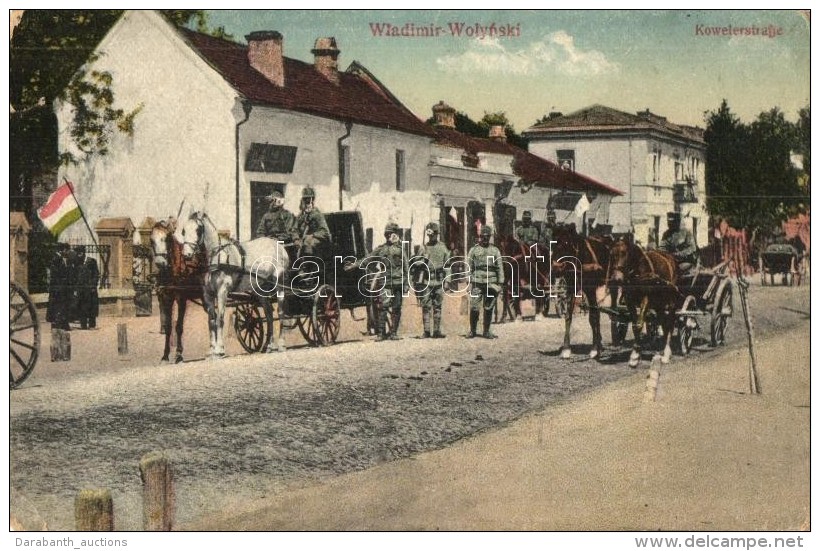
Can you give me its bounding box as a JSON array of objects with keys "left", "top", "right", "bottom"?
[{"left": 523, "top": 105, "right": 707, "bottom": 248}]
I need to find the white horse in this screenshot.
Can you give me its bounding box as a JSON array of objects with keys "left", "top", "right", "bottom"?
[{"left": 179, "top": 211, "right": 289, "bottom": 358}]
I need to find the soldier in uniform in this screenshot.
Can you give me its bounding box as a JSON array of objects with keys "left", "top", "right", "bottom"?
[
  {"left": 658, "top": 211, "right": 698, "bottom": 273},
  {"left": 371, "top": 222, "right": 409, "bottom": 341},
  {"left": 541, "top": 209, "right": 557, "bottom": 247},
  {"left": 46, "top": 243, "right": 72, "bottom": 330},
  {"left": 417, "top": 222, "right": 451, "bottom": 338},
  {"left": 467, "top": 225, "right": 505, "bottom": 339},
  {"left": 255, "top": 190, "right": 296, "bottom": 243},
  {"left": 515, "top": 210, "right": 540, "bottom": 247},
  {"left": 295, "top": 187, "right": 330, "bottom": 256},
  {"left": 73, "top": 245, "right": 100, "bottom": 329}
]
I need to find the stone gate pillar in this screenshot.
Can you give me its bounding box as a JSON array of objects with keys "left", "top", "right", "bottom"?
[{"left": 95, "top": 217, "right": 136, "bottom": 290}]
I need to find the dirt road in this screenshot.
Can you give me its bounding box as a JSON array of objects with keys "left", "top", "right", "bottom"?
[{"left": 9, "top": 281, "right": 810, "bottom": 531}]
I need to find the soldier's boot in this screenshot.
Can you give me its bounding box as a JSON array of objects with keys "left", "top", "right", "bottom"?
[
  {"left": 432, "top": 310, "right": 445, "bottom": 338},
  {"left": 482, "top": 309, "right": 497, "bottom": 339},
  {"left": 467, "top": 310, "right": 479, "bottom": 338},
  {"left": 421, "top": 310, "right": 431, "bottom": 338},
  {"left": 389, "top": 310, "right": 402, "bottom": 340},
  {"left": 376, "top": 312, "right": 388, "bottom": 341}
]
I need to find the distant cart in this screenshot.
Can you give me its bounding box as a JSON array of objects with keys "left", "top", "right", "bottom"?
[{"left": 759, "top": 243, "right": 805, "bottom": 286}]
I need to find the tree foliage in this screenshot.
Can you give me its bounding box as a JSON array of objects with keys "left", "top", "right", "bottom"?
[
  {"left": 9, "top": 10, "right": 213, "bottom": 213},
  {"left": 426, "top": 110, "right": 528, "bottom": 149},
  {"left": 704, "top": 99, "right": 809, "bottom": 241}
]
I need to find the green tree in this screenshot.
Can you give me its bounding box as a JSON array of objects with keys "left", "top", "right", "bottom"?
[
  {"left": 426, "top": 109, "right": 527, "bottom": 149},
  {"left": 705, "top": 100, "right": 808, "bottom": 248}
]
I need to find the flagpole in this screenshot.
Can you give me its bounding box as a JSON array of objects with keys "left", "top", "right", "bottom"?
[{"left": 63, "top": 177, "right": 100, "bottom": 249}]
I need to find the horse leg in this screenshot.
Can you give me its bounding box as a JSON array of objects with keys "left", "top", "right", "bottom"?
[
  {"left": 660, "top": 309, "right": 675, "bottom": 364},
  {"left": 561, "top": 295, "right": 576, "bottom": 359},
  {"left": 587, "top": 287, "right": 603, "bottom": 360},
  {"left": 628, "top": 297, "right": 649, "bottom": 368},
  {"left": 160, "top": 294, "right": 172, "bottom": 362},
  {"left": 214, "top": 281, "right": 229, "bottom": 357},
  {"left": 174, "top": 297, "right": 186, "bottom": 363}
]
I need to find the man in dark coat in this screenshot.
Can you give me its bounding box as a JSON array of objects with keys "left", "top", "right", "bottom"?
[
  {"left": 73, "top": 245, "right": 100, "bottom": 329},
  {"left": 46, "top": 243, "right": 72, "bottom": 330}
]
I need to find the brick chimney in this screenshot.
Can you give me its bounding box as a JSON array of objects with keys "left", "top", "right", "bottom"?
[
  {"left": 312, "top": 37, "right": 341, "bottom": 84},
  {"left": 489, "top": 125, "right": 507, "bottom": 142},
  {"left": 246, "top": 31, "right": 284, "bottom": 87},
  {"left": 432, "top": 101, "right": 456, "bottom": 128}
]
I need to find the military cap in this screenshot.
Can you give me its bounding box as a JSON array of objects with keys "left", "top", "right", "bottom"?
[
  {"left": 667, "top": 211, "right": 681, "bottom": 221},
  {"left": 266, "top": 190, "right": 284, "bottom": 201},
  {"left": 522, "top": 210, "right": 532, "bottom": 219},
  {"left": 302, "top": 187, "right": 316, "bottom": 199},
  {"left": 480, "top": 225, "right": 493, "bottom": 237},
  {"left": 73, "top": 245, "right": 86, "bottom": 254},
  {"left": 425, "top": 222, "right": 440, "bottom": 234},
  {"left": 385, "top": 222, "right": 401, "bottom": 235}
]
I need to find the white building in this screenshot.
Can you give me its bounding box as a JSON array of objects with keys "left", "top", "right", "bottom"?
[
  {"left": 429, "top": 101, "right": 621, "bottom": 253},
  {"left": 56, "top": 10, "right": 437, "bottom": 248},
  {"left": 523, "top": 105, "right": 708, "bottom": 248}
]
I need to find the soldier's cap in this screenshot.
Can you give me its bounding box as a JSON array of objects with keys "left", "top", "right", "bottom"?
[
  {"left": 480, "top": 226, "right": 493, "bottom": 236},
  {"left": 73, "top": 245, "right": 86, "bottom": 254},
  {"left": 425, "top": 222, "right": 440, "bottom": 234},
  {"left": 667, "top": 211, "right": 681, "bottom": 221},
  {"left": 522, "top": 210, "right": 532, "bottom": 219},
  {"left": 385, "top": 222, "right": 400, "bottom": 235},
  {"left": 266, "top": 190, "right": 284, "bottom": 201},
  {"left": 301, "top": 187, "right": 316, "bottom": 199}
]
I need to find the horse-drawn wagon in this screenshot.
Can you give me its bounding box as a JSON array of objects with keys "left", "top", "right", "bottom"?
[
  {"left": 759, "top": 243, "right": 805, "bottom": 286},
  {"left": 171, "top": 210, "right": 373, "bottom": 358}
]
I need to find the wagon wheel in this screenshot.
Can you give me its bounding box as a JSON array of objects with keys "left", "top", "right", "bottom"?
[
  {"left": 296, "top": 316, "right": 319, "bottom": 346},
  {"left": 233, "top": 299, "right": 272, "bottom": 353},
  {"left": 554, "top": 276, "right": 570, "bottom": 319},
  {"left": 710, "top": 280, "right": 733, "bottom": 347},
  {"left": 10, "top": 282, "right": 40, "bottom": 389},
  {"left": 366, "top": 294, "right": 393, "bottom": 336},
  {"left": 312, "top": 284, "right": 340, "bottom": 346},
  {"left": 676, "top": 295, "right": 698, "bottom": 355}
]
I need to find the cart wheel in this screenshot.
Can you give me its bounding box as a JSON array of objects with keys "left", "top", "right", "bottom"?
[
  {"left": 367, "top": 295, "right": 393, "bottom": 337},
  {"left": 312, "top": 284, "right": 340, "bottom": 346},
  {"left": 676, "top": 296, "right": 697, "bottom": 355},
  {"left": 10, "top": 282, "right": 40, "bottom": 389},
  {"left": 710, "top": 280, "right": 733, "bottom": 347},
  {"left": 234, "top": 299, "right": 271, "bottom": 353},
  {"left": 296, "top": 316, "right": 319, "bottom": 346},
  {"left": 554, "top": 276, "right": 570, "bottom": 319}
]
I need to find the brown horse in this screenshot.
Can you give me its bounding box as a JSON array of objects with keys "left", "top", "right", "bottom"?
[
  {"left": 150, "top": 219, "right": 206, "bottom": 363},
  {"left": 609, "top": 238, "right": 681, "bottom": 367},
  {"left": 497, "top": 235, "right": 551, "bottom": 321},
  {"left": 550, "top": 224, "right": 618, "bottom": 360}
]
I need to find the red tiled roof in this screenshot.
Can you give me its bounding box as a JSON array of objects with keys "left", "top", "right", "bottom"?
[
  {"left": 524, "top": 104, "right": 705, "bottom": 144},
  {"left": 432, "top": 126, "right": 622, "bottom": 196},
  {"left": 179, "top": 28, "right": 434, "bottom": 137}
]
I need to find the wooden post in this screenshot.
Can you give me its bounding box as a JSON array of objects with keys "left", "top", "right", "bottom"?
[
  {"left": 75, "top": 489, "right": 114, "bottom": 531},
  {"left": 139, "top": 452, "right": 175, "bottom": 531},
  {"left": 737, "top": 277, "right": 760, "bottom": 395},
  {"left": 50, "top": 328, "right": 71, "bottom": 361},
  {"left": 117, "top": 323, "right": 128, "bottom": 356}
]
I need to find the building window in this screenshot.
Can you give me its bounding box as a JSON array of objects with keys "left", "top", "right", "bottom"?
[
  {"left": 245, "top": 143, "right": 298, "bottom": 173},
  {"left": 651, "top": 152, "right": 659, "bottom": 183},
  {"left": 340, "top": 145, "right": 351, "bottom": 191},
  {"left": 395, "top": 149, "right": 406, "bottom": 192},
  {"left": 557, "top": 149, "right": 575, "bottom": 171},
  {"left": 674, "top": 161, "right": 684, "bottom": 182}
]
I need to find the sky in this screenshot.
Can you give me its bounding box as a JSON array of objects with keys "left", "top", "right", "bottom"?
[{"left": 203, "top": 9, "right": 810, "bottom": 132}]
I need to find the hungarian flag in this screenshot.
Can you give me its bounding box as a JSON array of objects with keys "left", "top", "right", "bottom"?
[{"left": 37, "top": 181, "right": 82, "bottom": 237}]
